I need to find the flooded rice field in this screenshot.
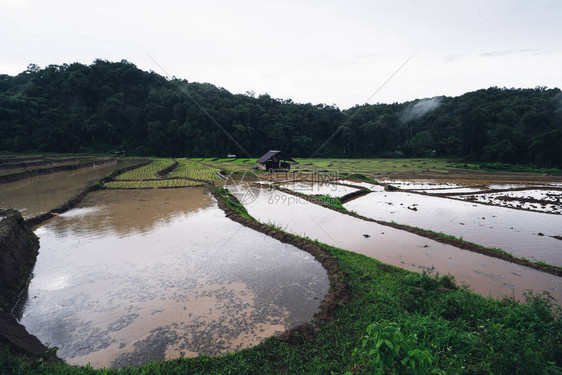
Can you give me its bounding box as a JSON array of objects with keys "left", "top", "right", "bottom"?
[
  {"left": 457, "top": 189, "right": 562, "bottom": 214},
  {"left": 228, "top": 186, "right": 562, "bottom": 303},
  {"left": 344, "top": 191, "right": 562, "bottom": 266},
  {"left": 279, "top": 181, "right": 359, "bottom": 197},
  {"left": 20, "top": 188, "right": 328, "bottom": 368},
  {"left": 0, "top": 160, "right": 140, "bottom": 218}
]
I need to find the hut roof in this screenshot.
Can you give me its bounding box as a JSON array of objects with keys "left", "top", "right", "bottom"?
[{"left": 256, "top": 150, "right": 296, "bottom": 164}]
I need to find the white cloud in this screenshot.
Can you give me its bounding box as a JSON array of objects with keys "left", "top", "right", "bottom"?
[{"left": 1, "top": 0, "right": 561, "bottom": 108}]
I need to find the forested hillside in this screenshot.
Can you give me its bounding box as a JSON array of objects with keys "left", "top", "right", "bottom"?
[{"left": 1, "top": 60, "right": 561, "bottom": 167}]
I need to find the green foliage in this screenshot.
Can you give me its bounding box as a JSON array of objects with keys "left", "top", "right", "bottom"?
[
  {"left": 353, "top": 321, "right": 435, "bottom": 374},
  {"left": 1, "top": 62, "right": 561, "bottom": 167}
]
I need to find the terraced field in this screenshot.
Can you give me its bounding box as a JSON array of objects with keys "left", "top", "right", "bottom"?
[
  {"left": 106, "top": 158, "right": 222, "bottom": 189},
  {"left": 192, "top": 158, "right": 255, "bottom": 173},
  {"left": 168, "top": 159, "right": 222, "bottom": 181},
  {"left": 114, "top": 159, "right": 175, "bottom": 180},
  {"left": 291, "top": 158, "right": 457, "bottom": 176},
  {"left": 105, "top": 179, "right": 201, "bottom": 189}
]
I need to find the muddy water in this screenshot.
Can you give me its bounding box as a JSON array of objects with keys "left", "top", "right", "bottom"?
[
  {"left": 230, "top": 186, "right": 562, "bottom": 304},
  {"left": 0, "top": 160, "right": 141, "bottom": 218},
  {"left": 21, "top": 188, "right": 328, "bottom": 368},
  {"left": 456, "top": 189, "right": 562, "bottom": 214},
  {"left": 344, "top": 192, "right": 562, "bottom": 266}
]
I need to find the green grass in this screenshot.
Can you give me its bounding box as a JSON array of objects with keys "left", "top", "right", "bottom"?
[
  {"left": 106, "top": 158, "right": 220, "bottom": 189},
  {"left": 167, "top": 159, "right": 221, "bottom": 181},
  {"left": 292, "top": 158, "right": 459, "bottom": 176},
  {"left": 452, "top": 162, "right": 562, "bottom": 174},
  {"left": 114, "top": 159, "right": 174, "bottom": 180},
  {"left": 196, "top": 159, "right": 256, "bottom": 175},
  {"left": 105, "top": 180, "right": 201, "bottom": 189},
  {"left": 214, "top": 186, "right": 254, "bottom": 220}
]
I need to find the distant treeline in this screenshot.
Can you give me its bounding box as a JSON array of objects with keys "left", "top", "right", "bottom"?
[{"left": 1, "top": 60, "right": 561, "bottom": 167}]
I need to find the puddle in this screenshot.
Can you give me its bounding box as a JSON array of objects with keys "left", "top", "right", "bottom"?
[
  {"left": 230, "top": 186, "right": 561, "bottom": 304},
  {"left": 344, "top": 191, "right": 562, "bottom": 266},
  {"left": 0, "top": 160, "right": 141, "bottom": 218},
  {"left": 279, "top": 181, "right": 359, "bottom": 197},
  {"left": 21, "top": 188, "right": 328, "bottom": 368}
]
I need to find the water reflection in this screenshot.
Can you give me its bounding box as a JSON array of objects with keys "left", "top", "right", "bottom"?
[
  {"left": 0, "top": 160, "right": 141, "bottom": 218},
  {"left": 345, "top": 191, "right": 562, "bottom": 265},
  {"left": 230, "top": 186, "right": 561, "bottom": 304},
  {"left": 21, "top": 188, "right": 328, "bottom": 368}
]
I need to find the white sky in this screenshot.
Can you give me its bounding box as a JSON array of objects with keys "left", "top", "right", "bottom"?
[{"left": 1, "top": 0, "right": 561, "bottom": 108}]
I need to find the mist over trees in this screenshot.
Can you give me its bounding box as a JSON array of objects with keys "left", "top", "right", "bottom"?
[{"left": 1, "top": 60, "right": 561, "bottom": 167}]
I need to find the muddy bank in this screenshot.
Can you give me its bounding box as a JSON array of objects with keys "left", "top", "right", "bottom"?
[
  {"left": 0, "top": 209, "right": 39, "bottom": 310},
  {"left": 0, "top": 209, "right": 53, "bottom": 358},
  {"left": 0, "top": 158, "right": 118, "bottom": 183},
  {"left": 339, "top": 188, "right": 371, "bottom": 204},
  {"left": 210, "top": 186, "right": 350, "bottom": 334}
]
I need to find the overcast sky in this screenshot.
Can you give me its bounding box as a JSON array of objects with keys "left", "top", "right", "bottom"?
[{"left": 1, "top": 0, "right": 561, "bottom": 108}]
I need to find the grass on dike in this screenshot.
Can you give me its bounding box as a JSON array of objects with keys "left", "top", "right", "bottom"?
[{"left": 2, "top": 242, "right": 560, "bottom": 373}]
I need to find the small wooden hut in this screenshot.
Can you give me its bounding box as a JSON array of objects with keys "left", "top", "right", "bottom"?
[{"left": 256, "top": 150, "right": 297, "bottom": 171}]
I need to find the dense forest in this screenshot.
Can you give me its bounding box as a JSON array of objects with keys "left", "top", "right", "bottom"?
[{"left": 1, "top": 60, "right": 561, "bottom": 167}]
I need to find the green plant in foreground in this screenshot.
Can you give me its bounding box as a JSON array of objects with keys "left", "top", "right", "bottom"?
[{"left": 351, "top": 321, "right": 435, "bottom": 375}]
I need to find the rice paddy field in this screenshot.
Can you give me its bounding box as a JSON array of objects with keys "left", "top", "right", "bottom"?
[
  {"left": 1, "top": 155, "right": 561, "bottom": 374},
  {"left": 105, "top": 158, "right": 222, "bottom": 188}
]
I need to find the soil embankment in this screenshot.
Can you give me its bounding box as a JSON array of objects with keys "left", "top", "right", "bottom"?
[
  {"left": 0, "top": 209, "right": 39, "bottom": 310},
  {"left": 0, "top": 209, "right": 53, "bottom": 358}
]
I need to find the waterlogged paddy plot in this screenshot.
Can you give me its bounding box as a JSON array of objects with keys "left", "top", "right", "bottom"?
[
  {"left": 458, "top": 189, "right": 562, "bottom": 214},
  {"left": 0, "top": 159, "right": 141, "bottom": 218},
  {"left": 344, "top": 191, "right": 562, "bottom": 266},
  {"left": 21, "top": 188, "right": 328, "bottom": 368},
  {"left": 229, "top": 186, "right": 562, "bottom": 303}
]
